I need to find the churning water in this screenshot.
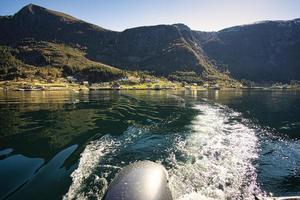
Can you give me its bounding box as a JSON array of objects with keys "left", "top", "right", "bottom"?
[
  {"left": 0, "top": 90, "right": 299, "bottom": 200},
  {"left": 63, "top": 101, "right": 261, "bottom": 200}
]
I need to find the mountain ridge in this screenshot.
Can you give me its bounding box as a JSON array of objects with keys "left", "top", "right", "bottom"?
[
  {"left": 1, "top": 4, "right": 299, "bottom": 83},
  {"left": 198, "top": 18, "right": 300, "bottom": 82}
]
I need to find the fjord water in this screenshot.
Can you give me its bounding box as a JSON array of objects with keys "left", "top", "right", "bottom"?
[{"left": 0, "top": 90, "right": 299, "bottom": 200}]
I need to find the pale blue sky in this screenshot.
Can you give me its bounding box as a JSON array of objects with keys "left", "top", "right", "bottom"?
[{"left": 0, "top": 0, "right": 299, "bottom": 31}]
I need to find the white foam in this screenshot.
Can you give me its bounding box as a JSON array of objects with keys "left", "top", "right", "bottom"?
[
  {"left": 64, "top": 103, "right": 260, "bottom": 200},
  {"left": 63, "top": 127, "right": 148, "bottom": 200},
  {"left": 168, "top": 104, "right": 259, "bottom": 200},
  {"left": 63, "top": 135, "right": 117, "bottom": 200}
]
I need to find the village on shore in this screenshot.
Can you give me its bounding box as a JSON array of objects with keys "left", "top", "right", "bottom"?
[{"left": 0, "top": 75, "right": 300, "bottom": 92}]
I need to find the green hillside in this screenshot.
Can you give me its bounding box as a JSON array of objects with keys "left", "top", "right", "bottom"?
[{"left": 0, "top": 40, "right": 124, "bottom": 82}]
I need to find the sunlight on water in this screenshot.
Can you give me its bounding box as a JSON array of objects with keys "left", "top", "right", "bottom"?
[
  {"left": 168, "top": 104, "right": 259, "bottom": 200},
  {"left": 0, "top": 90, "right": 299, "bottom": 199},
  {"left": 64, "top": 102, "right": 261, "bottom": 200}
]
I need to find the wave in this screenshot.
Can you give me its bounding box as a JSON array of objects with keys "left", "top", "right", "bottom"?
[
  {"left": 64, "top": 102, "right": 260, "bottom": 200},
  {"left": 63, "top": 127, "right": 150, "bottom": 200},
  {"left": 168, "top": 104, "right": 259, "bottom": 200},
  {"left": 63, "top": 136, "right": 117, "bottom": 200}
]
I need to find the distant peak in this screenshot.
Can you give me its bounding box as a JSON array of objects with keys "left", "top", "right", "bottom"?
[
  {"left": 26, "top": 3, "right": 40, "bottom": 9},
  {"left": 15, "top": 3, "right": 78, "bottom": 21},
  {"left": 173, "top": 23, "right": 191, "bottom": 31},
  {"left": 20, "top": 3, "right": 44, "bottom": 14}
]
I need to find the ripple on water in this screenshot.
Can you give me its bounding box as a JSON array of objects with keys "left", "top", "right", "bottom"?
[
  {"left": 63, "top": 135, "right": 120, "bottom": 200},
  {"left": 63, "top": 126, "right": 149, "bottom": 200},
  {"left": 64, "top": 103, "right": 260, "bottom": 200},
  {"left": 167, "top": 104, "right": 260, "bottom": 200}
]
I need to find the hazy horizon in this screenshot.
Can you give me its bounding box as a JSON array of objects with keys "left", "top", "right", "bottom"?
[{"left": 0, "top": 0, "right": 299, "bottom": 31}]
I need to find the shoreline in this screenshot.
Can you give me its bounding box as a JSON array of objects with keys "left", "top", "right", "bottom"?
[
  {"left": 1, "top": 86, "right": 299, "bottom": 92},
  {"left": 1, "top": 81, "right": 299, "bottom": 92}
]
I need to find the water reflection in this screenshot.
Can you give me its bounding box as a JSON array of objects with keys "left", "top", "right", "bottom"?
[
  {"left": 9, "top": 145, "right": 77, "bottom": 200},
  {"left": 0, "top": 90, "right": 196, "bottom": 199},
  {"left": 0, "top": 154, "right": 44, "bottom": 199},
  {"left": 0, "top": 89, "right": 299, "bottom": 199}
]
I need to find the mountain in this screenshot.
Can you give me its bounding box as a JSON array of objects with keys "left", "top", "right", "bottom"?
[
  {"left": 0, "top": 4, "right": 232, "bottom": 83},
  {"left": 0, "top": 40, "right": 124, "bottom": 82},
  {"left": 0, "top": 4, "right": 299, "bottom": 83},
  {"left": 93, "top": 24, "right": 219, "bottom": 75},
  {"left": 0, "top": 4, "right": 114, "bottom": 46},
  {"left": 0, "top": 4, "right": 124, "bottom": 82},
  {"left": 196, "top": 19, "right": 300, "bottom": 82}
]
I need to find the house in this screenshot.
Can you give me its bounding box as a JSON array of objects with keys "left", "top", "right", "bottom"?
[
  {"left": 203, "top": 83, "right": 209, "bottom": 88},
  {"left": 144, "top": 78, "right": 152, "bottom": 83},
  {"left": 118, "top": 77, "right": 129, "bottom": 82},
  {"left": 66, "top": 76, "right": 77, "bottom": 83},
  {"left": 82, "top": 81, "right": 89, "bottom": 86},
  {"left": 282, "top": 84, "right": 289, "bottom": 89},
  {"left": 211, "top": 84, "right": 220, "bottom": 90}
]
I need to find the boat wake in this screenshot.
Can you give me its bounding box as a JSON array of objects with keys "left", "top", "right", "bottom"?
[
  {"left": 167, "top": 104, "right": 259, "bottom": 200},
  {"left": 64, "top": 102, "right": 260, "bottom": 200},
  {"left": 63, "top": 126, "right": 149, "bottom": 199},
  {"left": 63, "top": 136, "right": 117, "bottom": 200}
]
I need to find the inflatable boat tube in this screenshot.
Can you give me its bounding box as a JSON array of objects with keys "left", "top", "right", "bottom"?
[{"left": 102, "top": 161, "right": 173, "bottom": 200}]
